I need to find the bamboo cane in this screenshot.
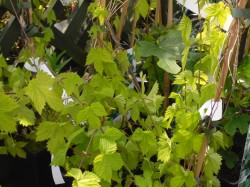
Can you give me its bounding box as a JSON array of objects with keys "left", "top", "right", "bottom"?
[
  {"left": 116, "top": 0, "right": 130, "bottom": 46},
  {"left": 194, "top": 0, "right": 248, "bottom": 181}
]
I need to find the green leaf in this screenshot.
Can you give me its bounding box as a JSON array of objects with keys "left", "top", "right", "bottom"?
[
  {"left": 163, "top": 104, "right": 177, "bottom": 128},
  {"left": 204, "top": 149, "right": 222, "bottom": 178},
  {"left": 135, "top": 0, "right": 149, "bottom": 20},
  {"left": 25, "top": 71, "right": 64, "bottom": 114},
  {"left": 157, "top": 132, "right": 171, "bottom": 163},
  {"left": 99, "top": 138, "right": 117, "bottom": 154},
  {"left": 51, "top": 147, "right": 68, "bottom": 166},
  {"left": 94, "top": 153, "right": 123, "bottom": 182},
  {"left": 0, "top": 93, "right": 19, "bottom": 113},
  {"left": 36, "top": 121, "right": 75, "bottom": 153},
  {"left": 132, "top": 128, "right": 157, "bottom": 155},
  {"left": 15, "top": 106, "right": 35, "bottom": 126},
  {"left": 102, "top": 127, "right": 124, "bottom": 141},
  {"left": 178, "top": 15, "right": 192, "bottom": 44},
  {"left": 0, "top": 113, "right": 17, "bottom": 133},
  {"left": 138, "top": 29, "right": 183, "bottom": 74},
  {"left": 224, "top": 114, "right": 250, "bottom": 135},
  {"left": 205, "top": 2, "right": 230, "bottom": 26},
  {"left": 91, "top": 102, "right": 108, "bottom": 116},
  {"left": 131, "top": 106, "right": 140, "bottom": 122},
  {"left": 134, "top": 175, "right": 148, "bottom": 187},
  {"left": 0, "top": 146, "right": 7, "bottom": 154},
  {"left": 67, "top": 168, "right": 101, "bottom": 187},
  {"left": 86, "top": 48, "right": 114, "bottom": 74},
  {"left": 59, "top": 72, "right": 83, "bottom": 96}
]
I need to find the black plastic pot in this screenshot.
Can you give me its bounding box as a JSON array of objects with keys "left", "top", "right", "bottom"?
[{"left": 0, "top": 151, "right": 72, "bottom": 187}]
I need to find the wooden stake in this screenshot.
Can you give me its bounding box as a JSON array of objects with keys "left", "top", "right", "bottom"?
[
  {"left": 194, "top": 0, "right": 248, "bottom": 181},
  {"left": 116, "top": 0, "right": 130, "bottom": 45}
]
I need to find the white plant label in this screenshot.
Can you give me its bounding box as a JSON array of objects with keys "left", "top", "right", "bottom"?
[{"left": 199, "top": 99, "right": 222, "bottom": 121}]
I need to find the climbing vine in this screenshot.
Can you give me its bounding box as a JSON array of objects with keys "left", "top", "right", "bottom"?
[{"left": 0, "top": 0, "right": 250, "bottom": 186}]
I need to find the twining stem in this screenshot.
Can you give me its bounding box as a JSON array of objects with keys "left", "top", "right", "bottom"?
[
  {"left": 163, "top": 0, "right": 173, "bottom": 111},
  {"left": 78, "top": 129, "right": 97, "bottom": 168},
  {"left": 116, "top": 0, "right": 130, "bottom": 47},
  {"left": 194, "top": 0, "right": 248, "bottom": 180}
]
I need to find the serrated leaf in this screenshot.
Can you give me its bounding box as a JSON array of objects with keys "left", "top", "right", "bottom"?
[
  {"left": 91, "top": 102, "right": 108, "bottom": 116},
  {"left": 99, "top": 138, "right": 117, "bottom": 154},
  {"left": 0, "top": 93, "right": 19, "bottom": 113},
  {"left": 0, "top": 113, "right": 17, "bottom": 133},
  {"left": 178, "top": 15, "right": 192, "bottom": 44},
  {"left": 59, "top": 72, "right": 83, "bottom": 96},
  {"left": 25, "top": 71, "right": 64, "bottom": 114},
  {"left": 103, "top": 127, "right": 124, "bottom": 141},
  {"left": 86, "top": 48, "right": 114, "bottom": 74},
  {"left": 16, "top": 106, "right": 35, "bottom": 126},
  {"left": 224, "top": 114, "right": 250, "bottom": 135},
  {"left": 36, "top": 121, "right": 74, "bottom": 153},
  {"left": 131, "top": 106, "right": 140, "bottom": 122},
  {"left": 157, "top": 133, "right": 171, "bottom": 163},
  {"left": 132, "top": 128, "right": 157, "bottom": 155},
  {"left": 163, "top": 104, "right": 176, "bottom": 128},
  {"left": 148, "top": 82, "right": 159, "bottom": 98},
  {"left": 204, "top": 149, "right": 222, "bottom": 178},
  {"left": 94, "top": 153, "right": 123, "bottom": 182},
  {"left": 67, "top": 169, "right": 101, "bottom": 187},
  {"left": 135, "top": 0, "right": 149, "bottom": 20}
]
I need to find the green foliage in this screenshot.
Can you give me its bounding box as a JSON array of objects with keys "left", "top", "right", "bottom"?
[
  {"left": 67, "top": 168, "right": 101, "bottom": 187},
  {"left": 138, "top": 28, "right": 183, "bottom": 74},
  {"left": 25, "top": 71, "right": 64, "bottom": 114},
  {"left": 0, "top": 0, "right": 246, "bottom": 186}
]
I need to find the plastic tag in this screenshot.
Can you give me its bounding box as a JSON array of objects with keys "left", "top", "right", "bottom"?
[{"left": 199, "top": 99, "right": 222, "bottom": 121}]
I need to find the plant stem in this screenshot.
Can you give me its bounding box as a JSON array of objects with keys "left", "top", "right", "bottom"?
[{"left": 78, "top": 129, "right": 97, "bottom": 168}]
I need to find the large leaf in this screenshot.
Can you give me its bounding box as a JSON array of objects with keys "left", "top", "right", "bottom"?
[
  {"left": 25, "top": 71, "right": 64, "bottom": 114},
  {"left": 138, "top": 29, "right": 184, "bottom": 74}
]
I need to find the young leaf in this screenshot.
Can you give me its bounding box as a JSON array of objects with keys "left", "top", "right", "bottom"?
[
  {"left": 15, "top": 106, "right": 35, "bottom": 126},
  {"left": 0, "top": 113, "right": 17, "bottom": 133},
  {"left": 67, "top": 168, "right": 101, "bottom": 187},
  {"left": 102, "top": 127, "right": 124, "bottom": 141},
  {"left": 157, "top": 133, "right": 171, "bottom": 163},
  {"left": 178, "top": 15, "right": 192, "bottom": 44},
  {"left": 204, "top": 148, "right": 222, "bottom": 178},
  {"left": 25, "top": 71, "right": 64, "bottom": 114},
  {"left": 94, "top": 153, "right": 123, "bottom": 182},
  {"left": 59, "top": 72, "right": 83, "bottom": 96},
  {"left": 36, "top": 121, "right": 75, "bottom": 153},
  {"left": 132, "top": 128, "right": 157, "bottom": 155},
  {"left": 135, "top": 0, "right": 149, "bottom": 20},
  {"left": 86, "top": 48, "right": 114, "bottom": 74},
  {"left": 0, "top": 93, "right": 19, "bottom": 113},
  {"left": 99, "top": 138, "right": 117, "bottom": 154}
]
